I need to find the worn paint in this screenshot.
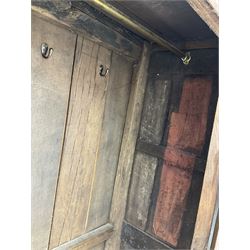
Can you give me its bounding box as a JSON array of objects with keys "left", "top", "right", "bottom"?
[{"left": 153, "top": 76, "right": 212, "bottom": 246}]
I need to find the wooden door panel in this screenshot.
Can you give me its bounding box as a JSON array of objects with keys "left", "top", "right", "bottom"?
[
  {"left": 49, "top": 36, "right": 112, "bottom": 248},
  {"left": 86, "top": 52, "right": 133, "bottom": 232},
  {"left": 31, "top": 14, "right": 77, "bottom": 250}
]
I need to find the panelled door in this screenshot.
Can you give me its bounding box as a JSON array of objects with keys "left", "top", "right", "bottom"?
[{"left": 32, "top": 14, "right": 134, "bottom": 250}]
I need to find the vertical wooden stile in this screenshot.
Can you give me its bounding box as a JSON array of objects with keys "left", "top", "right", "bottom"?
[
  {"left": 191, "top": 105, "right": 219, "bottom": 250},
  {"left": 104, "top": 42, "right": 151, "bottom": 250}
]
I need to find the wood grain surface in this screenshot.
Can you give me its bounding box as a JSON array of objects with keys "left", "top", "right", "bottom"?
[
  {"left": 31, "top": 14, "right": 77, "bottom": 250},
  {"left": 49, "top": 37, "right": 112, "bottom": 248}
]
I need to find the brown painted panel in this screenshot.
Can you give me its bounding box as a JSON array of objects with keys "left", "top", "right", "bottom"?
[{"left": 153, "top": 148, "right": 195, "bottom": 246}]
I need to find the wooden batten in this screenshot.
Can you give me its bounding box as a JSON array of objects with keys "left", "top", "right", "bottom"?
[
  {"left": 52, "top": 223, "right": 113, "bottom": 250},
  {"left": 104, "top": 42, "right": 151, "bottom": 250}
]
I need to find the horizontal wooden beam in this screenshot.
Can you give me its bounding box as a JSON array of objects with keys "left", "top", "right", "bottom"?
[
  {"left": 31, "top": 2, "right": 141, "bottom": 60},
  {"left": 136, "top": 140, "right": 165, "bottom": 159},
  {"left": 136, "top": 140, "right": 206, "bottom": 173},
  {"left": 52, "top": 223, "right": 113, "bottom": 250}
]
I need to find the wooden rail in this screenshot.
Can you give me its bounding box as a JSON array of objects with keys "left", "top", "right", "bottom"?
[{"left": 52, "top": 223, "right": 113, "bottom": 250}]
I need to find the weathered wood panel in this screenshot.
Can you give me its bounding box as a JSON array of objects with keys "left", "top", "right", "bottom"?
[
  {"left": 153, "top": 77, "right": 213, "bottom": 246},
  {"left": 86, "top": 52, "right": 133, "bottom": 231},
  {"left": 126, "top": 152, "right": 158, "bottom": 229},
  {"left": 126, "top": 77, "right": 171, "bottom": 230},
  {"left": 191, "top": 106, "right": 219, "bottom": 250},
  {"left": 49, "top": 37, "right": 112, "bottom": 248},
  {"left": 31, "top": 14, "right": 76, "bottom": 250},
  {"left": 153, "top": 148, "right": 196, "bottom": 246},
  {"left": 139, "top": 79, "right": 172, "bottom": 144},
  {"left": 105, "top": 43, "right": 151, "bottom": 250}
]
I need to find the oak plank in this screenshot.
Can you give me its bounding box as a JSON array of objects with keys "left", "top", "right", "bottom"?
[
  {"left": 31, "top": 14, "right": 77, "bottom": 250},
  {"left": 191, "top": 106, "right": 219, "bottom": 250},
  {"left": 49, "top": 37, "right": 112, "bottom": 248},
  {"left": 104, "top": 43, "right": 151, "bottom": 250},
  {"left": 86, "top": 53, "right": 133, "bottom": 231}
]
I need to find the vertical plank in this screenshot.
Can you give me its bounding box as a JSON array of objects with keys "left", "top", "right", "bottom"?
[
  {"left": 191, "top": 106, "right": 219, "bottom": 250},
  {"left": 126, "top": 153, "right": 158, "bottom": 229},
  {"left": 139, "top": 79, "right": 172, "bottom": 144},
  {"left": 153, "top": 148, "right": 196, "bottom": 246},
  {"left": 49, "top": 37, "right": 112, "bottom": 248},
  {"left": 104, "top": 43, "right": 151, "bottom": 250},
  {"left": 126, "top": 77, "right": 171, "bottom": 230},
  {"left": 153, "top": 77, "right": 212, "bottom": 246},
  {"left": 31, "top": 14, "right": 76, "bottom": 250},
  {"left": 86, "top": 53, "right": 133, "bottom": 231}
]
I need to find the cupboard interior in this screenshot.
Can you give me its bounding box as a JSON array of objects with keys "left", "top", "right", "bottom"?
[{"left": 31, "top": 1, "right": 218, "bottom": 250}]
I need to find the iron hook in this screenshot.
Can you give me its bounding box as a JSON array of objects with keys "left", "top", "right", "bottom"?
[
  {"left": 41, "top": 43, "right": 53, "bottom": 59},
  {"left": 99, "top": 65, "right": 109, "bottom": 77}
]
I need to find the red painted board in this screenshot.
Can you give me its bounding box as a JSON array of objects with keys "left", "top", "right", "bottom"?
[
  {"left": 178, "top": 77, "right": 212, "bottom": 115},
  {"left": 153, "top": 147, "right": 195, "bottom": 246},
  {"left": 152, "top": 77, "right": 213, "bottom": 246},
  {"left": 167, "top": 112, "right": 208, "bottom": 152}
]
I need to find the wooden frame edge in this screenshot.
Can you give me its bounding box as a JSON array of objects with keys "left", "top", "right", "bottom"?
[{"left": 104, "top": 42, "right": 151, "bottom": 250}]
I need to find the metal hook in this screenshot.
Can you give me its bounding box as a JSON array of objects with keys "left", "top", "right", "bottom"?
[
  {"left": 99, "top": 65, "right": 109, "bottom": 77},
  {"left": 41, "top": 43, "right": 53, "bottom": 59},
  {"left": 181, "top": 52, "right": 191, "bottom": 65}
]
